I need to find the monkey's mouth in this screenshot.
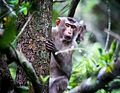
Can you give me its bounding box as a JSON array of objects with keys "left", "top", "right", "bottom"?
[{"left": 64, "top": 36, "right": 72, "bottom": 42}]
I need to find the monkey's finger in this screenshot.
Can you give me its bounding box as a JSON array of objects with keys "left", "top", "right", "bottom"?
[
  {"left": 46, "top": 39, "right": 53, "bottom": 42},
  {"left": 46, "top": 45, "right": 54, "bottom": 50},
  {"left": 46, "top": 45, "right": 53, "bottom": 49},
  {"left": 46, "top": 39, "right": 54, "bottom": 45},
  {"left": 46, "top": 42, "right": 54, "bottom": 48},
  {"left": 47, "top": 39, "right": 54, "bottom": 44},
  {"left": 46, "top": 42, "right": 55, "bottom": 48},
  {"left": 46, "top": 46, "right": 54, "bottom": 52},
  {"left": 46, "top": 47, "right": 52, "bottom": 51}
]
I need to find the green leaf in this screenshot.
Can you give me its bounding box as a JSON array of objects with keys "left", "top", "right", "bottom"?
[
  {"left": 106, "top": 63, "right": 113, "bottom": 73},
  {"left": 9, "top": 63, "right": 17, "bottom": 80},
  {"left": 40, "top": 75, "right": 49, "bottom": 84},
  {"left": 19, "top": 7, "right": 28, "bottom": 15},
  {"left": 9, "top": 0, "right": 19, "bottom": 5},
  {"left": 109, "top": 40, "right": 117, "bottom": 54},
  {"left": 23, "top": 8, "right": 28, "bottom": 15},
  {"left": 16, "top": 86, "right": 29, "bottom": 93},
  {"left": 22, "top": 1, "right": 30, "bottom": 7},
  {"left": 19, "top": 1, "right": 30, "bottom": 15},
  {"left": 98, "top": 48, "right": 103, "bottom": 55},
  {"left": 9, "top": 67, "right": 16, "bottom": 80},
  {"left": 26, "top": 2, "right": 30, "bottom": 7},
  {"left": 0, "top": 15, "right": 17, "bottom": 48}
]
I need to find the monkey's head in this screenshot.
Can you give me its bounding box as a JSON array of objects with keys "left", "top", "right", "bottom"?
[{"left": 55, "top": 17, "right": 86, "bottom": 43}]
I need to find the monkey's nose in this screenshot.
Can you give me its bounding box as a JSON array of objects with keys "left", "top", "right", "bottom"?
[{"left": 68, "top": 32, "right": 71, "bottom": 34}]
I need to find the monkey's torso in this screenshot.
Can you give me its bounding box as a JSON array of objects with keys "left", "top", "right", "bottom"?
[
  {"left": 49, "top": 30, "right": 76, "bottom": 93},
  {"left": 50, "top": 50, "right": 72, "bottom": 78},
  {"left": 50, "top": 30, "right": 74, "bottom": 78}
]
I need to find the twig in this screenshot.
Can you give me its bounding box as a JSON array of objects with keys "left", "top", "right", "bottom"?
[
  {"left": 55, "top": 47, "right": 83, "bottom": 55},
  {"left": 104, "top": 0, "right": 111, "bottom": 51},
  {"left": 12, "top": 13, "right": 34, "bottom": 44},
  {"left": 2, "top": 0, "right": 17, "bottom": 17},
  {"left": 53, "top": 0, "right": 66, "bottom": 4}
]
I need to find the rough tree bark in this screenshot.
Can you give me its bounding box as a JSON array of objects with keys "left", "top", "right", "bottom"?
[{"left": 16, "top": 0, "right": 52, "bottom": 93}]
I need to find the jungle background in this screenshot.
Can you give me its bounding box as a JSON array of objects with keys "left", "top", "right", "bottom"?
[
  {"left": 0, "top": 0, "right": 120, "bottom": 93},
  {"left": 53, "top": 0, "right": 120, "bottom": 93}
]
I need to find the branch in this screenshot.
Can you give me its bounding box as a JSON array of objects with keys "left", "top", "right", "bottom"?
[
  {"left": 69, "top": 58, "right": 120, "bottom": 93},
  {"left": 68, "top": 0, "right": 80, "bottom": 17},
  {"left": 5, "top": 45, "right": 43, "bottom": 93},
  {"left": 12, "top": 13, "right": 34, "bottom": 44},
  {"left": 104, "top": 30, "right": 120, "bottom": 41},
  {"left": 53, "top": 0, "right": 66, "bottom": 4},
  {"left": 1, "top": 0, "right": 17, "bottom": 17},
  {"left": 104, "top": 0, "right": 111, "bottom": 51}
]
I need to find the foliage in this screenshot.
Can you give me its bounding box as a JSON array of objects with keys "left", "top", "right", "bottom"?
[
  {"left": 39, "top": 75, "right": 49, "bottom": 84},
  {"left": 67, "top": 38, "right": 117, "bottom": 92},
  {"left": 16, "top": 86, "right": 29, "bottom": 93},
  {"left": 0, "top": 0, "right": 31, "bottom": 48},
  {"left": 9, "top": 63, "right": 17, "bottom": 80},
  {"left": 52, "top": 0, "right": 71, "bottom": 25},
  {"left": 19, "top": 1, "right": 30, "bottom": 15},
  {"left": 8, "top": 0, "right": 30, "bottom": 15},
  {"left": 0, "top": 14, "right": 17, "bottom": 48}
]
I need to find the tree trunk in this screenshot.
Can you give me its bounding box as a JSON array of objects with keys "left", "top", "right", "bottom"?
[{"left": 16, "top": 1, "right": 52, "bottom": 93}]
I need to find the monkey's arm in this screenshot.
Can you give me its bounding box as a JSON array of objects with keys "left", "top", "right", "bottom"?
[
  {"left": 5, "top": 45, "right": 42, "bottom": 93},
  {"left": 46, "top": 40, "right": 72, "bottom": 78},
  {"left": 54, "top": 52, "right": 72, "bottom": 78}
]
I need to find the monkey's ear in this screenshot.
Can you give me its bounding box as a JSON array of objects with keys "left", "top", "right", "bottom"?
[
  {"left": 56, "top": 19, "right": 61, "bottom": 26},
  {"left": 79, "top": 20, "right": 84, "bottom": 25},
  {"left": 76, "top": 21, "right": 86, "bottom": 43},
  {"left": 76, "top": 29, "right": 85, "bottom": 43},
  {"left": 79, "top": 20, "right": 86, "bottom": 33}
]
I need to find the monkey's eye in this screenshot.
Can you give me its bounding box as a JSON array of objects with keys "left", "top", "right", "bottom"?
[
  {"left": 71, "top": 25, "right": 76, "bottom": 29},
  {"left": 65, "top": 23, "right": 70, "bottom": 27},
  {"left": 56, "top": 19, "right": 61, "bottom": 26}
]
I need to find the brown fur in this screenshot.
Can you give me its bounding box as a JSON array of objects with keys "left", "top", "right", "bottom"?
[{"left": 46, "top": 17, "right": 85, "bottom": 93}]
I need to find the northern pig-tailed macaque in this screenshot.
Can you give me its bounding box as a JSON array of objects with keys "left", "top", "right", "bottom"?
[{"left": 46, "top": 17, "right": 86, "bottom": 93}]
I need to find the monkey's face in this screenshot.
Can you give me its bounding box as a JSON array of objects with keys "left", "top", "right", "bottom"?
[
  {"left": 56, "top": 17, "right": 80, "bottom": 43},
  {"left": 62, "top": 22, "right": 77, "bottom": 42}
]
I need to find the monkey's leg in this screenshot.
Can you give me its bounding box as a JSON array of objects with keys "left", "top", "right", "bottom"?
[
  {"left": 49, "top": 85, "right": 58, "bottom": 93},
  {"left": 49, "top": 77, "right": 68, "bottom": 93}
]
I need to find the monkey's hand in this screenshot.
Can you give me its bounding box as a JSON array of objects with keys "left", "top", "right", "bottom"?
[{"left": 46, "top": 39, "right": 57, "bottom": 53}]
